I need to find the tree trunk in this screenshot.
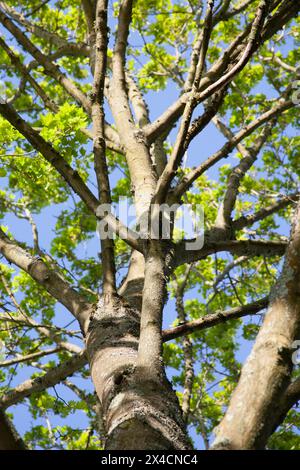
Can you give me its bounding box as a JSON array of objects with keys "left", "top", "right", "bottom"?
[{"left": 86, "top": 295, "right": 191, "bottom": 450}]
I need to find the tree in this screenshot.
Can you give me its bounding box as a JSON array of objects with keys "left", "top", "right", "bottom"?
[{"left": 0, "top": 0, "right": 299, "bottom": 450}]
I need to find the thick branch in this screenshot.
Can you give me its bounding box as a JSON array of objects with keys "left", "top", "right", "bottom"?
[
  {"left": 174, "top": 238, "right": 287, "bottom": 267},
  {"left": 190, "top": 0, "right": 270, "bottom": 108},
  {"left": 109, "top": 0, "right": 157, "bottom": 220},
  {"left": 110, "top": 0, "right": 133, "bottom": 125},
  {"left": 0, "top": 102, "right": 141, "bottom": 253},
  {"left": 275, "top": 376, "right": 300, "bottom": 429},
  {"left": 126, "top": 73, "right": 150, "bottom": 128},
  {"left": 0, "top": 410, "right": 27, "bottom": 450},
  {"left": 0, "top": 101, "right": 98, "bottom": 210},
  {"left": 91, "top": 0, "right": 117, "bottom": 296},
  {"left": 81, "top": 0, "right": 96, "bottom": 33},
  {"left": 137, "top": 243, "right": 166, "bottom": 377},
  {"left": 211, "top": 201, "right": 300, "bottom": 449}
]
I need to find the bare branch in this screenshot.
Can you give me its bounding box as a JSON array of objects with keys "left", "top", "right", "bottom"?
[
  {"left": 174, "top": 238, "right": 287, "bottom": 267},
  {"left": 110, "top": 0, "right": 134, "bottom": 124},
  {"left": 277, "top": 376, "right": 300, "bottom": 425},
  {"left": 163, "top": 296, "right": 268, "bottom": 342},
  {"left": 0, "top": 1, "right": 89, "bottom": 56},
  {"left": 81, "top": 0, "right": 96, "bottom": 33},
  {"left": 154, "top": 0, "right": 215, "bottom": 204},
  {"left": 144, "top": 0, "right": 298, "bottom": 143},
  {"left": 0, "top": 36, "right": 58, "bottom": 112},
  {"left": 109, "top": 0, "right": 157, "bottom": 220},
  {"left": 261, "top": 373, "right": 300, "bottom": 439},
  {"left": 212, "top": 255, "right": 249, "bottom": 290},
  {"left": 174, "top": 265, "right": 194, "bottom": 421},
  {"left": 91, "top": 0, "right": 117, "bottom": 296},
  {"left": 126, "top": 73, "right": 150, "bottom": 128},
  {"left": 190, "top": 0, "right": 270, "bottom": 106},
  {"left": 0, "top": 227, "right": 92, "bottom": 332},
  {"left": 233, "top": 192, "right": 300, "bottom": 231},
  {"left": 184, "top": 87, "right": 227, "bottom": 150},
  {"left": 0, "top": 8, "right": 91, "bottom": 114},
  {"left": 224, "top": 0, "right": 257, "bottom": 20},
  {"left": 0, "top": 102, "right": 141, "bottom": 253},
  {"left": 0, "top": 351, "right": 87, "bottom": 409},
  {"left": 0, "top": 347, "right": 62, "bottom": 367},
  {"left": 215, "top": 122, "right": 274, "bottom": 233},
  {"left": 173, "top": 98, "right": 294, "bottom": 199}
]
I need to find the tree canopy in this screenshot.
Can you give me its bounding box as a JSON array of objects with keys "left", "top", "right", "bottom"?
[{"left": 0, "top": 0, "right": 299, "bottom": 450}]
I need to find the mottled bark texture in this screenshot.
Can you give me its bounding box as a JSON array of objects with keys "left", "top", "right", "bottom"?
[
  {"left": 86, "top": 295, "right": 191, "bottom": 450},
  {"left": 211, "top": 202, "right": 300, "bottom": 450}
]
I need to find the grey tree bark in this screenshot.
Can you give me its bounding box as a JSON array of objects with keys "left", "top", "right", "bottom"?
[{"left": 211, "top": 202, "right": 300, "bottom": 450}]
